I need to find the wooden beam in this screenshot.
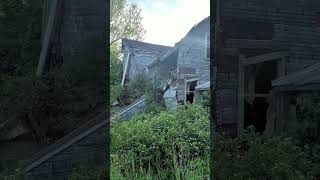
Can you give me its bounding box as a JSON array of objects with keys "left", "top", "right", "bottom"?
[
  {"left": 237, "top": 55, "right": 245, "bottom": 137},
  {"left": 36, "top": 0, "right": 58, "bottom": 77},
  {"left": 225, "top": 39, "right": 274, "bottom": 49},
  {"left": 244, "top": 94, "right": 271, "bottom": 98},
  {"left": 121, "top": 51, "right": 131, "bottom": 86},
  {"left": 24, "top": 117, "right": 108, "bottom": 172},
  {"left": 242, "top": 51, "right": 289, "bottom": 66}
]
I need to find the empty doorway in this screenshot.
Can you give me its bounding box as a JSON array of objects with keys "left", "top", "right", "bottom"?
[{"left": 185, "top": 79, "right": 198, "bottom": 104}]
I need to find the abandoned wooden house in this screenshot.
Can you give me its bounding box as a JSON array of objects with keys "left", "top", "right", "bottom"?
[
  {"left": 121, "top": 17, "right": 211, "bottom": 109},
  {"left": 213, "top": 0, "right": 320, "bottom": 137},
  {"left": 0, "top": 0, "right": 107, "bottom": 179},
  {"left": 149, "top": 17, "right": 210, "bottom": 108}
]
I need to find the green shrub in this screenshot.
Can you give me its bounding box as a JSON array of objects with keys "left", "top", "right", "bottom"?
[
  {"left": 114, "top": 73, "right": 152, "bottom": 106},
  {"left": 198, "top": 91, "right": 210, "bottom": 109},
  {"left": 144, "top": 88, "right": 166, "bottom": 113},
  {"left": 111, "top": 105, "right": 209, "bottom": 174},
  {"left": 110, "top": 44, "right": 123, "bottom": 86},
  {"left": 110, "top": 85, "right": 124, "bottom": 104},
  {"left": 213, "top": 128, "right": 317, "bottom": 180}
]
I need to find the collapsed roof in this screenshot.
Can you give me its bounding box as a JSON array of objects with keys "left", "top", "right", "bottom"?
[{"left": 148, "top": 16, "right": 211, "bottom": 68}]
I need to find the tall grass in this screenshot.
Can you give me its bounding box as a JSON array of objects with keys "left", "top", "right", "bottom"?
[{"left": 111, "top": 152, "right": 209, "bottom": 180}]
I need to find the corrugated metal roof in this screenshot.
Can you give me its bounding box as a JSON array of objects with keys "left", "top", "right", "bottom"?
[{"left": 272, "top": 62, "right": 320, "bottom": 87}]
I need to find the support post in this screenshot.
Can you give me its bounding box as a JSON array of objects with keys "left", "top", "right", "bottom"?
[
  {"left": 36, "top": 0, "right": 58, "bottom": 77},
  {"left": 121, "top": 51, "right": 131, "bottom": 86},
  {"left": 238, "top": 55, "right": 245, "bottom": 137}
]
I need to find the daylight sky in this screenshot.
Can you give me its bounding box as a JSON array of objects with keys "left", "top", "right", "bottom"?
[{"left": 128, "top": 0, "right": 210, "bottom": 47}]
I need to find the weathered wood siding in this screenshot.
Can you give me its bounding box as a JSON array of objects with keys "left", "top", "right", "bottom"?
[
  {"left": 176, "top": 19, "right": 210, "bottom": 102},
  {"left": 24, "top": 0, "right": 108, "bottom": 179},
  {"left": 26, "top": 126, "right": 107, "bottom": 180},
  {"left": 215, "top": 0, "right": 320, "bottom": 134},
  {"left": 58, "top": 0, "right": 107, "bottom": 66},
  {"left": 221, "top": 0, "right": 320, "bottom": 73},
  {"left": 0, "top": 140, "right": 44, "bottom": 161},
  {"left": 154, "top": 62, "right": 177, "bottom": 86},
  {"left": 126, "top": 48, "right": 162, "bottom": 81}
]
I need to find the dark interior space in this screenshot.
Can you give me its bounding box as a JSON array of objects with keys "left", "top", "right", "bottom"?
[
  {"left": 255, "top": 61, "right": 278, "bottom": 94},
  {"left": 186, "top": 81, "right": 197, "bottom": 104},
  {"left": 244, "top": 100, "right": 252, "bottom": 128},
  {"left": 244, "top": 98, "right": 269, "bottom": 133},
  {"left": 244, "top": 61, "right": 277, "bottom": 133}
]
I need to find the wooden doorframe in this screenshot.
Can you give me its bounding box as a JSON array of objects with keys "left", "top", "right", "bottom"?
[{"left": 237, "top": 53, "right": 288, "bottom": 136}]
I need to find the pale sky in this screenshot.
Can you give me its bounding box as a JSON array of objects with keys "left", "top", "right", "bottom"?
[{"left": 128, "top": 0, "right": 210, "bottom": 47}]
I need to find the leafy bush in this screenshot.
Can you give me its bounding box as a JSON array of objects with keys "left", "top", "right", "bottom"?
[
  {"left": 114, "top": 73, "right": 152, "bottom": 106},
  {"left": 110, "top": 44, "right": 123, "bottom": 86},
  {"left": 213, "top": 128, "right": 317, "bottom": 180},
  {"left": 111, "top": 105, "right": 209, "bottom": 175},
  {"left": 144, "top": 87, "right": 166, "bottom": 113},
  {"left": 198, "top": 91, "right": 210, "bottom": 109},
  {"left": 126, "top": 73, "right": 151, "bottom": 96}
]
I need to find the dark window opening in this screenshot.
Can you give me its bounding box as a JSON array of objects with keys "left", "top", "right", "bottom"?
[
  {"left": 255, "top": 61, "right": 278, "bottom": 94},
  {"left": 186, "top": 81, "right": 197, "bottom": 104}
]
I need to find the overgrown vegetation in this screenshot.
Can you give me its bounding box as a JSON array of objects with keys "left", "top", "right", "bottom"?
[
  {"left": 213, "top": 128, "right": 319, "bottom": 180},
  {"left": 212, "top": 92, "right": 320, "bottom": 180},
  {"left": 111, "top": 73, "right": 153, "bottom": 106},
  {"left": 111, "top": 105, "right": 210, "bottom": 179}
]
